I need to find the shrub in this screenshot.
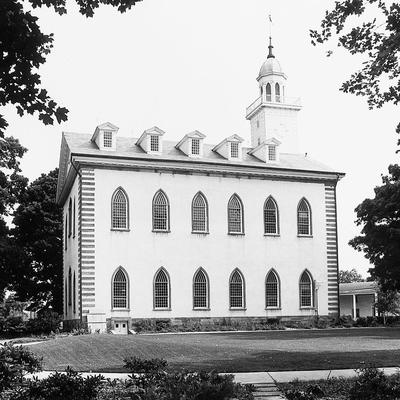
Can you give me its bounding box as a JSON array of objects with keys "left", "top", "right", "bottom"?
[
  {"left": 26, "top": 311, "right": 61, "bottom": 335},
  {"left": 0, "top": 343, "right": 42, "bottom": 391},
  {"left": 124, "top": 356, "right": 168, "bottom": 374}
]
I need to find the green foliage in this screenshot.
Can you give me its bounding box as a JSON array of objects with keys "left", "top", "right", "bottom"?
[
  {"left": 0, "top": 0, "right": 142, "bottom": 139},
  {"left": 124, "top": 357, "right": 168, "bottom": 374},
  {"left": 349, "top": 164, "right": 400, "bottom": 291},
  {"left": 285, "top": 383, "right": 325, "bottom": 400},
  {"left": 9, "top": 169, "right": 63, "bottom": 312},
  {"left": 375, "top": 288, "right": 400, "bottom": 321},
  {"left": 339, "top": 268, "right": 364, "bottom": 283},
  {"left": 0, "top": 343, "right": 42, "bottom": 391}
]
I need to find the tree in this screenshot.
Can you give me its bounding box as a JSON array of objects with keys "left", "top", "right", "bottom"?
[
  {"left": 349, "top": 164, "right": 400, "bottom": 290},
  {"left": 311, "top": 1, "right": 400, "bottom": 146},
  {"left": 0, "top": 137, "right": 27, "bottom": 298},
  {"left": 0, "top": 0, "right": 142, "bottom": 138},
  {"left": 375, "top": 288, "right": 400, "bottom": 324},
  {"left": 9, "top": 169, "right": 63, "bottom": 313},
  {"left": 339, "top": 268, "right": 364, "bottom": 283}
]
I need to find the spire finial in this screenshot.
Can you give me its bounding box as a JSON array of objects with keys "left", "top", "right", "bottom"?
[{"left": 267, "top": 15, "right": 275, "bottom": 59}]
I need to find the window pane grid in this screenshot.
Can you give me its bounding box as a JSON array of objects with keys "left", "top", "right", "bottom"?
[
  {"left": 268, "top": 145, "right": 276, "bottom": 161},
  {"left": 150, "top": 135, "right": 159, "bottom": 152},
  {"left": 193, "top": 270, "right": 207, "bottom": 308},
  {"left": 230, "top": 271, "right": 243, "bottom": 308},
  {"left": 264, "top": 198, "right": 277, "bottom": 234},
  {"left": 112, "top": 190, "right": 127, "bottom": 229},
  {"left": 103, "top": 131, "right": 113, "bottom": 147},
  {"left": 300, "top": 273, "right": 312, "bottom": 307},
  {"left": 153, "top": 192, "right": 169, "bottom": 231},
  {"left": 230, "top": 142, "right": 239, "bottom": 158},
  {"left": 228, "top": 196, "right": 243, "bottom": 233},
  {"left": 154, "top": 270, "right": 169, "bottom": 309},
  {"left": 298, "top": 200, "right": 311, "bottom": 235},
  {"left": 113, "top": 270, "right": 127, "bottom": 309},
  {"left": 266, "top": 272, "right": 278, "bottom": 307},
  {"left": 192, "top": 194, "right": 207, "bottom": 232},
  {"left": 191, "top": 139, "right": 200, "bottom": 155}
]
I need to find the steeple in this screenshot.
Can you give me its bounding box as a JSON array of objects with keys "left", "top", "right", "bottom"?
[
  {"left": 245, "top": 33, "right": 302, "bottom": 154},
  {"left": 267, "top": 36, "right": 275, "bottom": 59}
]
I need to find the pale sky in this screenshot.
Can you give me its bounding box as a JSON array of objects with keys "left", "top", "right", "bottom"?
[{"left": 4, "top": 0, "right": 399, "bottom": 277}]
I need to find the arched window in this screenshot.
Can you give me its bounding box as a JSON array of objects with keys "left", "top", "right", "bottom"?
[
  {"left": 65, "top": 215, "right": 68, "bottom": 250},
  {"left": 154, "top": 268, "right": 170, "bottom": 309},
  {"left": 73, "top": 271, "right": 76, "bottom": 314},
  {"left": 65, "top": 278, "right": 67, "bottom": 316},
  {"left": 264, "top": 196, "right": 279, "bottom": 235},
  {"left": 275, "top": 83, "right": 281, "bottom": 102},
  {"left": 193, "top": 268, "right": 209, "bottom": 309},
  {"left": 73, "top": 198, "right": 76, "bottom": 238},
  {"left": 68, "top": 267, "right": 72, "bottom": 306},
  {"left": 266, "top": 83, "right": 272, "bottom": 101},
  {"left": 111, "top": 188, "right": 128, "bottom": 229},
  {"left": 228, "top": 194, "right": 244, "bottom": 234},
  {"left": 152, "top": 190, "right": 170, "bottom": 232},
  {"left": 112, "top": 267, "right": 128, "bottom": 309},
  {"left": 265, "top": 269, "right": 280, "bottom": 308},
  {"left": 68, "top": 199, "right": 72, "bottom": 237},
  {"left": 229, "top": 269, "right": 245, "bottom": 309},
  {"left": 192, "top": 192, "right": 208, "bottom": 233},
  {"left": 299, "top": 270, "right": 313, "bottom": 308},
  {"left": 297, "top": 198, "right": 312, "bottom": 236}
]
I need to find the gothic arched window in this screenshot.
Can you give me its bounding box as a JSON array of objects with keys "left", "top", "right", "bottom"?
[
  {"left": 264, "top": 196, "right": 279, "bottom": 235},
  {"left": 265, "top": 269, "right": 280, "bottom": 308},
  {"left": 192, "top": 192, "right": 208, "bottom": 233},
  {"left": 73, "top": 198, "right": 76, "bottom": 238},
  {"left": 154, "top": 268, "right": 170, "bottom": 309},
  {"left": 112, "top": 267, "right": 129, "bottom": 309},
  {"left": 266, "top": 83, "right": 272, "bottom": 101},
  {"left": 68, "top": 267, "right": 72, "bottom": 306},
  {"left": 111, "top": 188, "right": 129, "bottom": 229},
  {"left": 297, "top": 198, "right": 312, "bottom": 236},
  {"left": 193, "top": 268, "right": 209, "bottom": 309},
  {"left": 275, "top": 83, "right": 281, "bottom": 102},
  {"left": 152, "top": 190, "right": 170, "bottom": 232},
  {"left": 73, "top": 271, "right": 76, "bottom": 314},
  {"left": 228, "top": 194, "right": 244, "bottom": 234},
  {"left": 229, "top": 269, "right": 245, "bottom": 309},
  {"left": 299, "top": 270, "right": 313, "bottom": 308},
  {"left": 68, "top": 198, "right": 72, "bottom": 237}
]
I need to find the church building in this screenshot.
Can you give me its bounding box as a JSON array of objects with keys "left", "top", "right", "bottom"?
[{"left": 57, "top": 39, "right": 344, "bottom": 333}]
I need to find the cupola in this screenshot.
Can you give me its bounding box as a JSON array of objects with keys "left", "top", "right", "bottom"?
[
  {"left": 136, "top": 126, "right": 165, "bottom": 154},
  {"left": 175, "top": 130, "right": 206, "bottom": 157},
  {"left": 91, "top": 122, "right": 119, "bottom": 151},
  {"left": 212, "top": 134, "right": 244, "bottom": 161}
]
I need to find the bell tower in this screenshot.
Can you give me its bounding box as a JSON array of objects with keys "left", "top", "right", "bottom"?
[{"left": 246, "top": 37, "right": 301, "bottom": 154}]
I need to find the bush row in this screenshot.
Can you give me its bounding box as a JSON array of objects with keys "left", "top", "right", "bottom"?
[{"left": 0, "top": 345, "right": 254, "bottom": 400}]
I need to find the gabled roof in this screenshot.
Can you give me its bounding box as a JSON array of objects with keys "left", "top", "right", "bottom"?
[
  {"left": 248, "top": 137, "right": 281, "bottom": 156},
  {"left": 175, "top": 130, "right": 206, "bottom": 149},
  {"left": 136, "top": 126, "right": 165, "bottom": 146},
  {"left": 91, "top": 122, "right": 119, "bottom": 142},
  {"left": 212, "top": 134, "right": 244, "bottom": 152}
]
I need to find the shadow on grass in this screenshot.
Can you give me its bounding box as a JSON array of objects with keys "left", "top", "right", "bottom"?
[{"left": 86, "top": 349, "right": 400, "bottom": 374}]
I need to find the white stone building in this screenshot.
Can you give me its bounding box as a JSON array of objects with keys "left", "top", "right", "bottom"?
[{"left": 57, "top": 39, "right": 344, "bottom": 333}]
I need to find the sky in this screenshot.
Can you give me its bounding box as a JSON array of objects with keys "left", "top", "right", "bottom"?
[{"left": 4, "top": 0, "right": 399, "bottom": 277}]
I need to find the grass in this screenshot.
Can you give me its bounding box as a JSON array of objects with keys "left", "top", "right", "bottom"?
[{"left": 30, "top": 327, "right": 400, "bottom": 373}]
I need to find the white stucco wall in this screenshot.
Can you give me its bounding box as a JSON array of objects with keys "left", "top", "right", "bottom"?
[{"left": 88, "top": 168, "right": 329, "bottom": 322}]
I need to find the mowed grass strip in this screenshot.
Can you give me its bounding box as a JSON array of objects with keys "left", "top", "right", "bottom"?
[{"left": 31, "top": 327, "right": 400, "bottom": 373}]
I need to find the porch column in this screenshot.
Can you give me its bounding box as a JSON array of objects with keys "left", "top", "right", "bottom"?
[{"left": 352, "top": 294, "right": 357, "bottom": 319}]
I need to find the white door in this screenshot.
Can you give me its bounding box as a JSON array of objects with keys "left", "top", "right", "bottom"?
[{"left": 114, "top": 321, "right": 128, "bottom": 334}]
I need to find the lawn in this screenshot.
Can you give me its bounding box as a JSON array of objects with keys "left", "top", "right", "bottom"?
[{"left": 30, "top": 327, "right": 400, "bottom": 373}]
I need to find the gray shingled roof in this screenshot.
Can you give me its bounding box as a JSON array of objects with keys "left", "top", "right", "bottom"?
[
  {"left": 63, "top": 132, "right": 341, "bottom": 174},
  {"left": 339, "top": 282, "right": 379, "bottom": 295}
]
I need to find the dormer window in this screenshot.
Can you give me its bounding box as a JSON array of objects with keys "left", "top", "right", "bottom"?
[
  {"left": 103, "top": 131, "right": 113, "bottom": 148},
  {"left": 191, "top": 139, "right": 200, "bottom": 155},
  {"left": 268, "top": 145, "right": 276, "bottom": 161},
  {"left": 230, "top": 142, "right": 239, "bottom": 158},
  {"left": 150, "top": 135, "right": 159, "bottom": 152}
]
